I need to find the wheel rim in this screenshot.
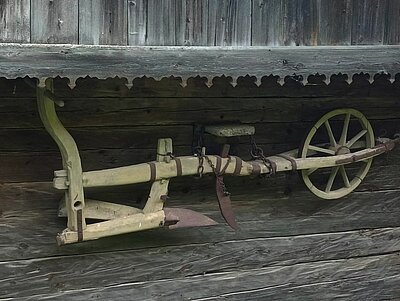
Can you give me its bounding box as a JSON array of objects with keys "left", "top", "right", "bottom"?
[{"left": 299, "top": 108, "right": 375, "bottom": 199}]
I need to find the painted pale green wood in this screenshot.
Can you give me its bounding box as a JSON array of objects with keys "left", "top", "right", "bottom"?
[
  {"left": 80, "top": 144, "right": 388, "bottom": 189},
  {"left": 143, "top": 138, "right": 172, "bottom": 214},
  {"left": 58, "top": 197, "right": 142, "bottom": 220},
  {"left": 143, "top": 180, "right": 169, "bottom": 214},
  {"left": 57, "top": 211, "right": 165, "bottom": 245},
  {"left": 300, "top": 108, "right": 375, "bottom": 199},
  {"left": 37, "top": 80, "right": 86, "bottom": 231}
]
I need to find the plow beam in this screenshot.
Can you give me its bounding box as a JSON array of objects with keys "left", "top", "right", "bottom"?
[{"left": 52, "top": 138, "right": 398, "bottom": 190}]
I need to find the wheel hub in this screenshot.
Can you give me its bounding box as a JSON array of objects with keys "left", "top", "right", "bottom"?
[{"left": 335, "top": 145, "right": 351, "bottom": 155}]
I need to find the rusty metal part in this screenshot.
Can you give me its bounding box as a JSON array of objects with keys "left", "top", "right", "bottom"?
[
  {"left": 336, "top": 139, "right": 398, "bottom": 165},
  {"left": 215, "top": 155, "right": 222, "bottom": 174},
  {"left": 233, "top": 156, "right": 243, "bottom": 176},
  {"left": 263, "top": 158, "right": 277, "bottom": 176},
  {"left": 250, "top": 162, "right": 261, "bottom": 175},
  {"left": 275, "top": 154, "right": 297, "bottom": 170},
  {"left": 164, "top": 208, "right": 218, "bottom": 229},
  {"left": 215, "top": 177, "right": 238, "bottom": 230},
  {"left": 221, "top": 144, "right": 231, "bottom": 158},
  {"left": 77, "top": 209, "right": 83, "bottom": 242},
  {"left": 197, "top": 155, "right": 204, "bottom": 178},
  {"left": 148, "top": 162, "right": 157, "bottom": 181},
  {"left": 215, "top": 144, "right": 238, "bottom": 230},
  {"left": 250, "top": 137, "right": 276, "bottom": 176},
  {"left": 174, "top": 157, "right": 182, "bottom": 176}
]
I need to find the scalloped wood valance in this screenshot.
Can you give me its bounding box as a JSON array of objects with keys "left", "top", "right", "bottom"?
[{"left": 1, "top": 44, "right": 399, "bottom": 87}]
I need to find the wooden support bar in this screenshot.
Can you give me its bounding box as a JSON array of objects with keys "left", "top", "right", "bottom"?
[
  {"left": 143, "top": 138, "right": 172, "bottom": 214},
  {"left": 37, "top": 80, "right": 86, "bottom": 232},
  {"left": 82, "top": 156, "right": 270, "bottom": 188},
  {"left": 57, "top": 211, "right": 165, "bottom": 245},
  {"left": 81, "top": 143, "right": 391, "bottom": 189},
  {"left": 1, "top": 44, "right": 399, "bottom": 85},
  {"left": 58, "top": 198, "right": 142, "bottom": 220}
]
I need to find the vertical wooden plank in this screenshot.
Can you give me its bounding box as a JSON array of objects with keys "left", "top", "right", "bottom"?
[
  {"left": 252, "top": 0, "right": 319, "bottom": 46},
  {"left": 252, "top": 0, "right": 284, "bottom": 46},
  {"left": 31, "top": 0, "right": 78, "bottom": 44},
  {"left": 211, "top": 0, "right": 251, "bottom": 46},
  {"left": 146, "top": 0, "right": 185, "bottom": 46},
  {"left": 282, "top": 0, "right": 319, "bottom": 46},
  {"left": 79, "top": 0, "right": 128, "bottom": 45},
  {"left": 184, "top": 0, "right": 209, "bottom": 46},
  {"left": 0, "top": 0, "right": 30, "bottom": 43},
  {"left": 128, "top": 0, "right": 147, "bottom": 45},
  {"left": 384, "top": 0, "right": 400, "bottom": 45},
  {"left": 317, "top": 0, "right": 352, "bottom": 45},
  {"left": 351, "top": 0, "right": 387, "bottom": 45}
]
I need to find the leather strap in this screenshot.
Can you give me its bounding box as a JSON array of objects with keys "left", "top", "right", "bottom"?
[
  {"left": 175, "top": 158, "right": 182, "bottom": 176},
  {"left": 215, "top": 155, "right": 222, "bottom": 175},
  {"left": 220, "top": 156, "right": 231, "bottom": 175},
  {"left": 251, "top": 162, "right": 261, "bottom": 175},
  {"left": 148, "top": 162, "right": 156, "bottom": 181},
  {"left": 77, "top": 209, "right": 83, "bottom": 242},
  {"left": 233, "top": 156, "right": 242, "bottom": 176},
  {"left": 275, "top": 154, "right": 297, "bottom": 170}
]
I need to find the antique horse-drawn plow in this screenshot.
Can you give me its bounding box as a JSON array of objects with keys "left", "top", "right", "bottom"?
[
  {"left": 38, "top": 83, "right": 399, "bottom": 245},
  {"left": 1, "top": 44, "right": 399, "bottom": 245}
]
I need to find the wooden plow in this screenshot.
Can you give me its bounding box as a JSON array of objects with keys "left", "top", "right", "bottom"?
[{"left": 37, "top": 82, "right": 399, "bottom": 245}]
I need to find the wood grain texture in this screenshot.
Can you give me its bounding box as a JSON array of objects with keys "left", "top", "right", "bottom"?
[
  {"left": 210, "top": 0, "right": 252, "bottom": 46},
  {"left": 384, "top": 0, "right": 400, "bottom": 45},
  {"left": 1, "top": 178, "right": 400, "bottom": 299},
  {"left": 0, "top": 44, "right": 399, "bottom": 84},
  {"left": 146, "top": 0, "right": 185, "bottom": 45},
  {"left": 2, "top": 252, "right": 400, "bottom": 300},
  {"left": 351, "top": 0, "right": 387, "bottom": 45},
  {"left": 0, "top": 0, "right": 400, "bottom": 46},
  {"left": 31, "top": 0, "right": 78, "bottom": 44},
  {"left": 1, "top": 226, "right": 400, "bottom": 299},
  {"left": 0, "top": 0, "right": 30, "bottom": 43},
  {"left": 128, "top": 0, "right": 147, "bottom": 45},
  {"left": 184, "top": 0, "right": 209, "bottom": 46},
  {"left": 2, "top": 96, "right": 399, "bottom": 128},
  {"left": 79, "top": 0, "right": 127, "bottom": 45},
  {"left": 1, "top": 117, "right": 398, "bottom": 152},
  {"left": 1, "top": 180, "right": 400, "bottom": 260},
  {"left": 317, "top": 0, "right": 353, "bottom": 45},
  {"left": 252, "top": 0, "right": 318, "bottom": 46}
]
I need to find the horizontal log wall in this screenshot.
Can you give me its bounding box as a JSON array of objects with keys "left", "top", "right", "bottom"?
[
  {"left": 0, "top": 77, "right": 400, "bottom": 299},
  {"left": 1, "top": 0, "right": 399, "bottom": 46}
]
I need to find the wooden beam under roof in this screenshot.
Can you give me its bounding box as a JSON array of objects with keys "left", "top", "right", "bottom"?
[{"left": 0, "top": 43, "right": 399, "bottom": 86}]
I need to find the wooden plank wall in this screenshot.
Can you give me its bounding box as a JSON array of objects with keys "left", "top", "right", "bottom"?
[
  {"left": 0, "top": 76, "right": 400, "bottom": 299},
  {"left": 1, "top": 0, "right": 400, "bottom": 46}
]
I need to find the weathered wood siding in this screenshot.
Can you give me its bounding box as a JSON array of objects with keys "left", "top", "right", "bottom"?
[
  {"left": 31, "top": 0, "right": 79, "bottom": 44},
  {"left": 0, "top": 76, "right": 399, "bottom": 299},
  {"left": 0, "top": 0, "right": 30, "bottom": 43},
  {"left": 1, "top": 0, "right": 399, "bottom": 46}
]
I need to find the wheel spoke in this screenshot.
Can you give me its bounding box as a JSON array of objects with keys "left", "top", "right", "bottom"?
[
  {"left": 306, "top": 167, "right": 319, "bottom": 176},
  {"left": 325, "top": 166, "right": 339, "bottom": 192},
  {"left": 346, "top": 130, "right": 368, "bottom": 148},
  {"left": 339, "top": 113, "right": 350, "bottom": 145},
  {"left": 308, "top": 145, "right": 336, "bottom": 155},
  {"left": 340, "top": 165, "right": 350, "bottom": 187},
  {"left": 324, "top": 120, "right": 337, "bottom": 147},
  {"left": 349, "top": 140, "right": 366, "bottom": 149}
]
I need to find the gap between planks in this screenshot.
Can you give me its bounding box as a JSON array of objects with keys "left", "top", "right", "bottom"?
[{"left": 0, "top": 225, "right": 399, "bottom": 265}]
